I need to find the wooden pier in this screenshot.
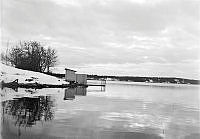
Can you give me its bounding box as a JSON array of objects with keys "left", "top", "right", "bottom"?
[
  {"left": 86, "top": 79, "right": 106, "bottom": 91},
  {"left": 87, "top": 79, "right": 106, "bottom": 86}
]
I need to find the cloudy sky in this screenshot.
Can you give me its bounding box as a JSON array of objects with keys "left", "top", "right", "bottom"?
[{"left": 1, "top": 0, "right": 200, "bottom": 79}]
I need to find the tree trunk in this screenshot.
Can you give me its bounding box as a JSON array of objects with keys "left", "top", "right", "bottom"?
[{"left": 47, "top": 66, "right": 50, "bottom": 73}]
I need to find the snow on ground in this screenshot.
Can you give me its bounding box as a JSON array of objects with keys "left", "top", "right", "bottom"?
[{"left": 0, "top": 63, "right": 68, "bottom": 85}]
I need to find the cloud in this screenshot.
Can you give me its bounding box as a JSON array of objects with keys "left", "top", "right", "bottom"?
[
  {"left": 73, "top": 60, "right": 200, "bottom": 79},
  {"left": 1, "top": 0, "right": 199, "bottom": 78},
  {"left": 49, "top": 0, "right": 81, "bottom": 7}
]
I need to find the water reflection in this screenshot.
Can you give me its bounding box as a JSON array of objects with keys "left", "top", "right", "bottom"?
[
  {"left": 1, "top": 95, "right": 55, "bottom": 137},
  {"left": 1, "top": 83, "right": 199, "bottom": 139},
  {"left": 1, "top": 87, "right": 89, "bottom": 129},
  {"left": 2, "top": 96, "right": 55, "bottom": 125},
  {"left": 0, "top": 87, "right": 92, "bottom": 138},
  {"left": 64, "top": 87, "right": 87, "bottom": 100},
  {"left": 64, "top": 88, "right": 76, "bottom": 100}
]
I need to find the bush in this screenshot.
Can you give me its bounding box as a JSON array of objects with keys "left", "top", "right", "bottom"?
[{"left": 4, "top": 41, "right": 58, "bottom": 72}]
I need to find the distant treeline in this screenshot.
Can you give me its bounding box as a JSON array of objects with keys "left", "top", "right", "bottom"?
[
  {"left": 44, "top": 72, "right": 200, "bottom": 85},
  {"left": 87, "top": 75, "right": 200, "bottom": 85}
]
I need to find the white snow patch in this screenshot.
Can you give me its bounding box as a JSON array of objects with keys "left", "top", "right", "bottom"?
[{"left": 0, "top": 63, "right": 68, "bottom": 85}]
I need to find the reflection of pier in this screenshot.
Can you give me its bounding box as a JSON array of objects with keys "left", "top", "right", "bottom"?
[
  {"left": 64, "top": 87, "right": 87, "bottom": 100},
  {"left": 87, "top": 87, "right": 105, "bottom": 92},
  {"left": 87, "top": 79, "right": 106, "bottom": 86},
  {"left": 87, "top": 79, "right": 106, "bottom": 92}
]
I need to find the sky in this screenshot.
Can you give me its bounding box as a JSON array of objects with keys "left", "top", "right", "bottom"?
[{"left": 1, "top": 0, "right": 200, "bottom": 79}]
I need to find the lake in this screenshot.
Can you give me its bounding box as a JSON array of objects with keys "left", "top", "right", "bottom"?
[{"left": 1, "top": 81, "right": 200, "bottom": 139}]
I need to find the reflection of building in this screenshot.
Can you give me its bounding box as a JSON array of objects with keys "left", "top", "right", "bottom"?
[
  {"left": 75, "top": 87, "right": 87, "bottom": 96},
  {"left": 65, "top": 68, "right": 77, "bottom": 83},
  {"left": 64, "top": 88, "right": 75, "bottom": 100},
  {"left": 64, "top": 87, "right": 87, "bottom": 100},
  {"left": 76, "top": 74, "right": 87, "bottom": 85}
]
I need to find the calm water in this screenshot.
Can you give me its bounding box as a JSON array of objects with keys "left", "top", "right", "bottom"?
[{"left": 1, "top": 81, "right": 200, "bottom": 139}]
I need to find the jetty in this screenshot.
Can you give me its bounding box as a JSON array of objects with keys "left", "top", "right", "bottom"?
[{"left": 87, "top": 79, "right": 106, "bottom": 86}]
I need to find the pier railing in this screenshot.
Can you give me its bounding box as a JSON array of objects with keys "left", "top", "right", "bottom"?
[
  {"left": 87, "top": 79, "right": 106, "bottom": 86},
  {"left": 87, "top": 79, "right": 106, "bottom": 91}
]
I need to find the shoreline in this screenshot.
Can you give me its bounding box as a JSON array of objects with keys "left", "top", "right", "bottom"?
[{"left": 1, "top": 80, "right": 88, "bottom": 89}]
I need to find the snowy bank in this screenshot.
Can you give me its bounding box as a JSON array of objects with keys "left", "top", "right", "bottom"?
[{"left": 0, "top": 63, "right": 68, "bottom": 85}]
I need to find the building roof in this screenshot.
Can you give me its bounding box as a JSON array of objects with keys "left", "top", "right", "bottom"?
[{"left": 65, "top": 68, "right": 77, "bottom": 72}]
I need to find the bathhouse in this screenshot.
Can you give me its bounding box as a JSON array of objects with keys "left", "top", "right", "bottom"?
[
  {"left": 76, "top": 74, "right": 87, "bottom": 85},
  {"left": 65, "top": 68, "right": 76, "bottom": 83}
]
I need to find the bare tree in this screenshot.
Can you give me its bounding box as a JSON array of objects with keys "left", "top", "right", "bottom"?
[
  {"left": 4, "top": 41, "right": 58, "bottom": 72},
  {"left": 46, "top": 47, "right": 58, "bottom": 73},
  {"left": 1, "top": 52, "right": 7, "bottom": 64}
]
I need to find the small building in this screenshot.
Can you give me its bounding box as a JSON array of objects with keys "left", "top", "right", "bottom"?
[
  {"left": 65, "top": 68, "right": 77, "bottom": 83},
  {"left": 76, "top": 74, "right": 87, "bottom": 85}
]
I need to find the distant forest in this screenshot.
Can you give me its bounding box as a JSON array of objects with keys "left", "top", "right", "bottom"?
[
  {"left": 87, "top": 75, "right": 200, "bottom": 85},
  {"left": 44, "top": 72, "right": 200, "bottom": 85}
]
